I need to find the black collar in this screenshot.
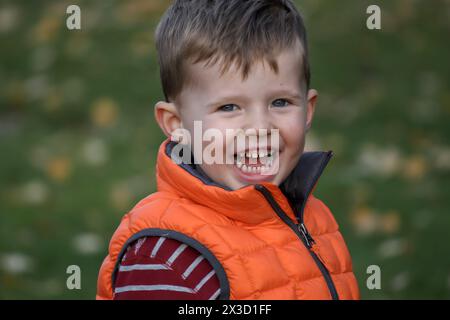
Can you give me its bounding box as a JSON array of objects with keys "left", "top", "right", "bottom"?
[{"left": 279, "top": 150, "right": 333, "bottom": 219}]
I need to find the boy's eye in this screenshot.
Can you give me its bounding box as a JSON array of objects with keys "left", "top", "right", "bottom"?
[
  {"left": 218, "top": 104, "right": 239, "bottom": 112},
  {"left": 271, "top": 99, "right": 289, "bottom": 108}
]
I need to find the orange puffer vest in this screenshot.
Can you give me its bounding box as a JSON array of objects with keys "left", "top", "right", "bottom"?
[{"left": 97, "top": 139, "right": 360, "bottom": 300}]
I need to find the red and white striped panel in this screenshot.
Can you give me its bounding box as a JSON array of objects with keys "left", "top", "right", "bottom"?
[{"left": 113, "top": 236, "right": 221, "bottom": 300}]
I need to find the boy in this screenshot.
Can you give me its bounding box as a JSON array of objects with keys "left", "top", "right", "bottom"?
[{"left": 97, "top": 0, "right": 360, "bottom": 300}]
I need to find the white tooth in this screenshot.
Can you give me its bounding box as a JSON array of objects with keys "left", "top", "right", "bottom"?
[
  {"left": 241, "top": 164, "right": 247, "bottom": 173},
  {"left": 252, "top": 152, "right": 258, "bottom": 159},
  {"left": 246, "top": 152, "right": 250, "bottom": 158},
  {"left": 256, "top": 166, "right": 261, "bottom": 174},
  {"left": 260, "top": 165, "right": 266, "bottom": 174},
  {"left": 259, "top": 151, "right": 266, "bottom": 158},
  {"left": 236, "top": 163, "right": 243, "bottom": 168},
  {"left": 240, "top": 152, "right": 245, "bottom": 158},
  {"left": 252, "top": 167, "right": 257, "bottom": 173}
]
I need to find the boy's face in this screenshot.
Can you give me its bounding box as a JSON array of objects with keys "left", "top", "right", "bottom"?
[{"left": 155, "top": 44, "right": 317, "bottom": 190}]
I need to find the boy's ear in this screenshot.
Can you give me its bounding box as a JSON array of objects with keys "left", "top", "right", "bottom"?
[
  {"left": 154, "top": 101, "right": 182, "bottom": 139},
  {"left": 305, "top": 89, "right": 318, "bottom": 132}
]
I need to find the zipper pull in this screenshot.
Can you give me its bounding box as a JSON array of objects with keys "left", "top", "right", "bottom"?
[{"left": 298, "top": 223, "right": 315, "bottom": 248}]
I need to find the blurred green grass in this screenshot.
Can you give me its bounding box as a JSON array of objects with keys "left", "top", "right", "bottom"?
[{"left": 0, "top": 0, "right": 449, "bottom": 299}]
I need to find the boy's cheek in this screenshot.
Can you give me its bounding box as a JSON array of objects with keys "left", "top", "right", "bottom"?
[{"left": 280, "top": 115, "right": 307, "bottom": 140}]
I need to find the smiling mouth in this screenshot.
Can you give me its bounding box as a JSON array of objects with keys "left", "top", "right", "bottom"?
[{"left": 233, "top": 149, "right": 279, "bottom": 175}]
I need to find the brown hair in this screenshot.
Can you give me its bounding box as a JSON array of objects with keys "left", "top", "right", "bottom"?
[{"left": 155, "top": 0, "right": 311, "bottom": 102}]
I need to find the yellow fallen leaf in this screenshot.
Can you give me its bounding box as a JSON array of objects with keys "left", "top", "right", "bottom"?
[
  {"left": 351, "top": 206, "right": 378, "bottom": 236},
  {"left": 32, "top": 15, "right": 61, "bottom": 44},
  {"left": 46, "top": 156, "right": 71, "bottom": 182},
  {"left": 90, "top": 97, "right": 119, "bottom": 128},
  {"left": 402, "top": 155, "right": 427, "bottom": 180},
  {"left": 380, "top": 211, "right": 401, "bottom": 234},
  {"left": 110, "top": 183, "right": 132, "bottom": 211}
]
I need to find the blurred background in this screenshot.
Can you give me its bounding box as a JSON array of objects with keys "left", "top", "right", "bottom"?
[{"left": 0, "top": 0, "right": 449, "bottom": 299}]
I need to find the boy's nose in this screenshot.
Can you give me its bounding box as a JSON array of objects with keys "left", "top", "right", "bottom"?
[{"left": 245, "top": 108, "right": 274, "bottom": 133}]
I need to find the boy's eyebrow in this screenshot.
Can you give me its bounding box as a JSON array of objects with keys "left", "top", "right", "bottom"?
[
  {"left": 206, "top": 89, "right": 303, "bottom": 108},
  {"left": 205, "top": 94, "right": 249, "bottom": 108},
  {"left": 269, "top": 88, "right": 303, "bottom": 101}
]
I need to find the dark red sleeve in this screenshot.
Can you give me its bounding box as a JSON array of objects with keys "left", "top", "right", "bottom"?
[{"left": 113, "top": 236, "right": 221, "bottom": 300}]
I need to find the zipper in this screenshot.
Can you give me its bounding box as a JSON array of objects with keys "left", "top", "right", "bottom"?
[
  {"left": 255, "top": 184, "right": 339, "bottom": 300},
  {"left": 299, "top": 222, "right": 315, "bottom": 248}
]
